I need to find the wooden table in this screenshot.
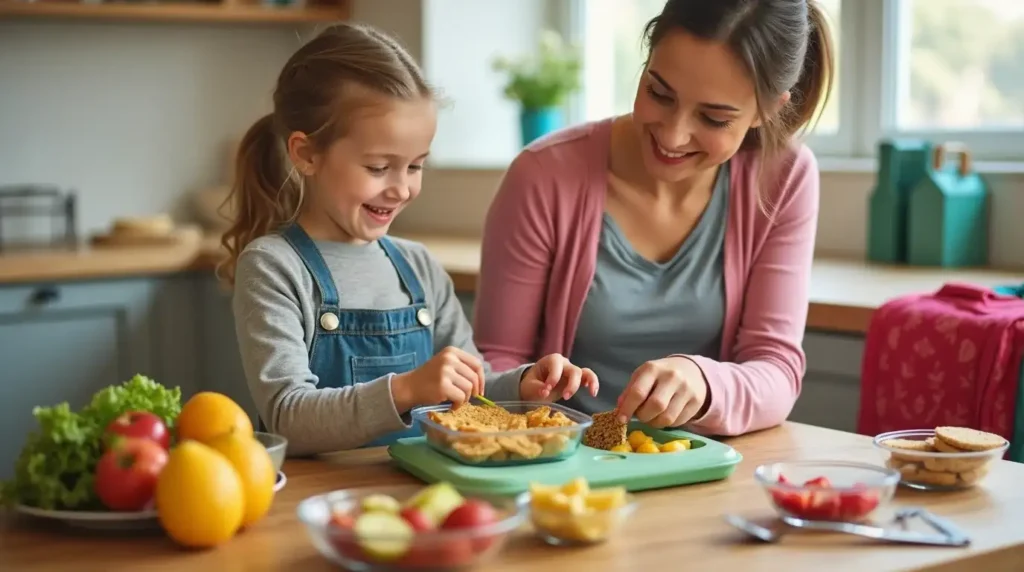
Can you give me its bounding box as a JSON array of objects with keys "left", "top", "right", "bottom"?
[{"left": 2, "top": 423, "right": 1022, "bottom": 571}]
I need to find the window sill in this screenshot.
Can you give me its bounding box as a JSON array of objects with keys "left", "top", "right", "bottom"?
[
  {"left": 817, "top": 156, "right": 1024, "bottom": 175},
  {"left": 429, "top": 156, "right": 1024, "bottom": 176}
]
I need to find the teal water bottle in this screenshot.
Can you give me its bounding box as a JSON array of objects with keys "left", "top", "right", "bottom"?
[
  {"left": 907, "top": 142, "right": 989, "bottom": 267},
  {"left": 867, "top": 140, "right": 932, "bottom": 264}
]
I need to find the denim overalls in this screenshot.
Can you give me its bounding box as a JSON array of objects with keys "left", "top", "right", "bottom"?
[{"left": 262, "top": 223, "right": 431, "bottom": 447}]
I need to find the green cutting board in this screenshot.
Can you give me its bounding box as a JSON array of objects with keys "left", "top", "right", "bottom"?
[{"left": 387, "top": 422, "right": 743, "bottom": 497}]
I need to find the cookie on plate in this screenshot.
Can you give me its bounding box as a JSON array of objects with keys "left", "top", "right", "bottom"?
[{"left": 934, "top": 426, "right": 1006, "bottom": 452}]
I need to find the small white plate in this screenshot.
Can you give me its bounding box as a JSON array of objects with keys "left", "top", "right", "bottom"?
[
  {"left": 17, "top": 472, "right": 287, "bottom": 531},
  {"left": 15, "top": 505, "right": 160, "bottom": 531}
]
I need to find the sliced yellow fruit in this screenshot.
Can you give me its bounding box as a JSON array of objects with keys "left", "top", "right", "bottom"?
[
  {"left": 627, "top": 430, "right": 652, "bottom": 450},
  {"left": 634, "top": 441, "right": 660, "bottom": 454},
  {"left": 533, "top": 491, "right": 573, "bottom": 512},
  {"left": 659, "top": 439, "right": 691, "bottom": 453},
  {"left": 561, "top": 476, "right": 590, "bottom": 496},
  {"left": 584, "top": 487, "right": 627, "bottom": 511},
  {"left": 610, "top": 443, "right": 633, "bottom": 453}
]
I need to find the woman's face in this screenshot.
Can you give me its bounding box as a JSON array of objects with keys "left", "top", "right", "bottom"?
[{"left": 632, "top": 29, "right": 763, "bottom": 183}]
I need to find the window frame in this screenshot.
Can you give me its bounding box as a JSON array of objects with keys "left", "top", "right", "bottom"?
[{"left": 567, "top": 0, "right": 1024, "bottom": 165}]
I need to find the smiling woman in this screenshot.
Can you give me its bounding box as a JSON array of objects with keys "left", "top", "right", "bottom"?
[{"left": 474, "top": 0, "right": 836, "bottom": 437}]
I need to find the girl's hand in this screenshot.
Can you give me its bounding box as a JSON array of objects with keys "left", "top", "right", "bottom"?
[
  {"left": 391, "top": 346, "right": 486, "bottom": 413},
  {"left": 615, "top": 357, "right": 709, "bottom": 428},
  {"left": 519, "top": 354, "right": 599, "bottom": 402}
]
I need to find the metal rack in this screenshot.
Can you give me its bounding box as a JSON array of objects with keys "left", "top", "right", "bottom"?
[{"left": 0, "top": 184, "right": 78, "bottom": 252}]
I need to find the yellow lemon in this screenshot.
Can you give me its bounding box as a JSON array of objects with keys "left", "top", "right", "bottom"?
[
  {"left": 177, "top": 391, "right": 253, "bottom": 444},
  {"left": 156, "top": 440, "right": 245, "bottom": 548},
  {"left": 207, "top": 432, "right": 277, "bottom": 528}
]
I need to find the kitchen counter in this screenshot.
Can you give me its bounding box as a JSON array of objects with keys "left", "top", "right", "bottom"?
[
  {"left": 2, "top": 422, "right": 1023, "bottom": 571},
  {"left": 0, "top": 234, "right": 1021, "bottom": 334}
]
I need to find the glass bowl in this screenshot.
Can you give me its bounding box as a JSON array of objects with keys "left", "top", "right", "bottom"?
[
  {"left": 296, "top": 484, "right": 527, "bottom": 571},
  {"left": 254, "top": 431, "right": 288, "bottom": 473},
  {"left": 526, "top": 489, "right": 637, "bottom": 546},
  {"left": 873, "top": 429, "right": 1008, "bottom": 491},
  {"left": 411, "top": 401, "right": 592, "bottom": 466},
  {"left": 754, "top": 460, "right": 900, "bottom": 522}
]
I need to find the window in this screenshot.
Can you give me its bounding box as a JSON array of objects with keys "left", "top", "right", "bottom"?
[{"left": 571, "top": 0, "right": 1024, "bottom": 164}]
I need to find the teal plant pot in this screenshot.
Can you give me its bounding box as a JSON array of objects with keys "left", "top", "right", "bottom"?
[{"left": 520, "top": 107, "right": 564, "bottom": 147}]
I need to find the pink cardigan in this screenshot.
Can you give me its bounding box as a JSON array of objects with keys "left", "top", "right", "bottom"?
[{"left": 473, "top": 118, "right": 820, "bottom": 436}]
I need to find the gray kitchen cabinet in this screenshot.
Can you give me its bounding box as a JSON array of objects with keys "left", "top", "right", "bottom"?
[
  {"left": 195, "top": 275, "right": 258, "bottom": 427},
  {"left": 0, "top": 276, "right": 201, "bottom": 480},
  {"left": 789, "top": 331, "right": 865, "bottom": 433}
]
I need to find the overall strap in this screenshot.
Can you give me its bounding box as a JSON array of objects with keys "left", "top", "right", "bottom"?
[
  {"left": 281, "top": 223, "right": 340, "bottom": 306},
  {"left": 378, "top": 237, "right": 426, "bottom": 305}
]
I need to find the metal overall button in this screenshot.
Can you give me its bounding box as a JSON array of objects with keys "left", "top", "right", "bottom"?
[
  {"left": 320, "top": 312, "right": 339, "bottom": 331},
  {"left": 416, "top": 308, "right": 432, "bottom": 326}
]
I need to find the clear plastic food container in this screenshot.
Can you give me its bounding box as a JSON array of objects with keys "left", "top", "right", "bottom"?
[{"left": 411, "top": 401, "right": 592, "bottom": 466}]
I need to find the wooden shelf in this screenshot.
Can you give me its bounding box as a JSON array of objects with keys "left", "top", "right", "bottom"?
[{"left": 0, "top": 1, "right": 349, "bottom": 24}]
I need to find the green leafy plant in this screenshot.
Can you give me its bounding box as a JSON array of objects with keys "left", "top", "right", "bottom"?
[
  {"left": 492, "top": 30, "right": 583, "bottom": 111},
  {"left": 0, "top": 374, "right": 182, "bottom": 510}
]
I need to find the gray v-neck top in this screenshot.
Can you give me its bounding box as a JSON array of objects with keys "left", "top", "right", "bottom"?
[{"left": 566, "top": 162, "right": 729, "bottom": 415}]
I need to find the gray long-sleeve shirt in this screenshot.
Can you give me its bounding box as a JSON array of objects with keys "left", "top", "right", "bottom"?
[{"left": 232, "top": 234, "right": 528, "bottom": 456}]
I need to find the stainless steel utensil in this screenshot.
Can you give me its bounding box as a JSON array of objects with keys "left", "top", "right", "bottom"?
[{"left": 724, "top": 512, "right": 970, "bottom": 547}]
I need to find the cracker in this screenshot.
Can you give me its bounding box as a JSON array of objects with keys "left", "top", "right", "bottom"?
[
  {"left": 882, "top": 438, "right": 934, "bottom": 452},
  {"left": 958, "top": 464, "right": 991, "bottom": 485},
  {"left": 902, "top": 466, "right": 958, "bottom": 487},
  {"left": 923, "top": 454, "right": 988, "bottom": 473},
  {"left": 931, "top": 437, "right": 964, "bottom": 453},
  {"left": 497, "top": 435, "right": 543, "bottom": 459},
  {"left": 935, "top": 426, "right": 1006, "bottom": 452},
  {"left": 883, "top": 437, "right": 934, "bottom": 461},
  {"left": 583, "top": 411, "right": 628, "bottom": 451}
]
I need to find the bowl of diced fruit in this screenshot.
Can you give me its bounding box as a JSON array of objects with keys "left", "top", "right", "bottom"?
[
  {"left": 296, "top": 482, "right": 527, "bottom": 571},
  {"left": 525, "top": 477, "right": 636, "bottom": 546},
  {"left": 754, "top": 460, "right": 900, "bottom": 522}
]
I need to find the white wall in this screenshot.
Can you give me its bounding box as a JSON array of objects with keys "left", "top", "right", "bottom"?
[
  {"left": 1, "top": 4, "right": 1022, "bottom": 269},
  {"left": 0, "top": 21, "right": 299, "bottom": 239}
]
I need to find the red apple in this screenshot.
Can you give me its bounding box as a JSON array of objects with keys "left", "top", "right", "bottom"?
[
  {"left": 105, "top": 411, "right": 170, "bottom": 450},
  {"left": 441, "top": 499, "right": 501, "bottom": 552},
  {"left": 94, "top": 437, "right": 168, "bottom": 511},
  {"left": 399, "top": 506, "right": 435, "bottom": 532},
  {"left": 441, "top": 500, "right": 499, "bottom": 530}
]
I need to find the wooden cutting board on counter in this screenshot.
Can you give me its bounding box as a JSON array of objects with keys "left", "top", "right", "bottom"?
[{"left": 90, "top": 215, "right": 203, "bottom": 248}]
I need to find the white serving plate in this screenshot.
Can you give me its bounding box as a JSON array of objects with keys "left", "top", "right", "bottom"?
[{"left": 15, "top": 471, "right": 288, "bottom": 531}]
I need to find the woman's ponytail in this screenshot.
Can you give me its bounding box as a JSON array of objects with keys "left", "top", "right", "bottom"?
[
  {"left": 217, "top": 113, "right": 301, "bottom": 286},
  {"left": 791, "top": 0, "right": 836, "bottom": 136}
]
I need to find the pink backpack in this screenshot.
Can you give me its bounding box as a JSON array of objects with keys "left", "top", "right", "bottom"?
[{"left": 857, "top": 283, "right": 1024, "bottom": 450}]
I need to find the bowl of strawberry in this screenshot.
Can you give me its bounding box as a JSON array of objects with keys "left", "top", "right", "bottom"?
[
  {"left": 296, "top": 482, "right": 527, "bottom": 571},
  {"left": 754, "top": 461, "right": 900, "bottom": 523}
]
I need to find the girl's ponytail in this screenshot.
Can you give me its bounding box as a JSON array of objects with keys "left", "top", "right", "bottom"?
[{"left": 217, "top": 113, "right": 301, "bottom": 286}]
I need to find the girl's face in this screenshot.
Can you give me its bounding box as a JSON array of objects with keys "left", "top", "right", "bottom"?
[
  {"left": 293, "top": 96, "right": 437, "bottom": 244},
  {"left": 632, "top": 29, "right": 763, "bottom": 184}
]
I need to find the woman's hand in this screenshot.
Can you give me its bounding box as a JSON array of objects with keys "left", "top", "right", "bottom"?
[
  {"left": 615, "top": 357, "right": 709, "bottom": 427},
  {"left": 519, "top": 354, "right": 599, "bottom": 402}
]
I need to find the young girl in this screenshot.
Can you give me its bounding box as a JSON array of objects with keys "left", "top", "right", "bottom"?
[{"left": 220, "top": 23, "right": 598, "bottom": 456}]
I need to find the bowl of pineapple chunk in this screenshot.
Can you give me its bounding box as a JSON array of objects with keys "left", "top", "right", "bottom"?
[{"left": 525, "top": 477, "right": 637, "bottom": 546}]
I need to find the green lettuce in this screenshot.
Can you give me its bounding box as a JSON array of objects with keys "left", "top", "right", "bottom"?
[{"left": 0, "top": 374, "right": 182, "bottom": 510}]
